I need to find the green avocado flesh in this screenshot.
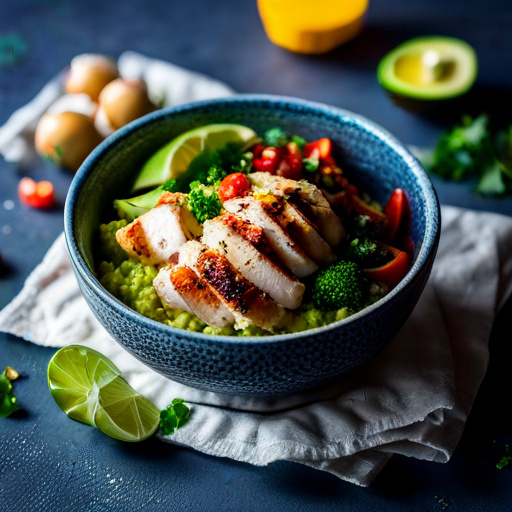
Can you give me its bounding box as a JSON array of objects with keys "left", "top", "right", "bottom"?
[{"left": 378, "top": 36, "right": 478, "bottom": 100}]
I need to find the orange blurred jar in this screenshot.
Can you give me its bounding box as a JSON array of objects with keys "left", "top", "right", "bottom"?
[{"left": 257, "top": 0, "right": 369, "bottom": 54}]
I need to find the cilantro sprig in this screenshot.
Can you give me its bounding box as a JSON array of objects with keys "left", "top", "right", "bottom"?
[
  {"left": 160, "top": 398, "right": 190, "bottom": 435},
  {"left": 428, "top": 114, "right": 512, "bottom": 196}
]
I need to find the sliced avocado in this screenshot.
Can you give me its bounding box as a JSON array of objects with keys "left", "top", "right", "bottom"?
[
  {"left": 378, "top": 36, "right": 477, "bottom": 100},
  {"left": 114, "top": 186, "right": 165, "bottom": 222}
]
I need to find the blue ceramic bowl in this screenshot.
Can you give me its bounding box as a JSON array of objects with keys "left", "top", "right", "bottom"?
[{"left": 65, "top": 95, "right": 440, "bottom": 397}]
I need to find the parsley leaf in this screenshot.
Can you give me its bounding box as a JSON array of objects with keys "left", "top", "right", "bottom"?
[
  {"left": 429, "top": 114, "right": 512, "bottom": 196},
  {"left": 160, "top": 398, "right": 190, "bottom": 435}
]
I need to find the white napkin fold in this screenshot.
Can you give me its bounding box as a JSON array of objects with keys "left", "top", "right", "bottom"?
[{"left": 2, "top": 52, "right": 512, "bottom": 486}]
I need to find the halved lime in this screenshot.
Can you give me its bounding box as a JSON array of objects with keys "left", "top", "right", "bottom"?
[
  {"left": 48, "top": 345, "right": 160, "bottom": 442},
  {"left": 132, "top": 123, "right": 258, "bottom": 192}
]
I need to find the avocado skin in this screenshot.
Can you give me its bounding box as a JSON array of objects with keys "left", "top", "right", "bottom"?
[{"left": 377, "top": 36, "right": 478, "bottom": 101}]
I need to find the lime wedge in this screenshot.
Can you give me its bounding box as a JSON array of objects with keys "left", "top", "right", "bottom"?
[
  {"left": 132, "top": 123, "right": 258, "bottom": 192},
  {"left": 114, "top": 184, "right": 165, "bottom": 222},
  {"left": 48, "top": 345, "right": 160, "bottom": 442}
]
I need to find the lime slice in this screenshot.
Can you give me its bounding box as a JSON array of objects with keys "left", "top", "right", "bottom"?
[
  {"left": 132, "top": 123, "right": 258, "bottom": 192},
  {"left": 48, "top": 345, "right": 160, "bottom": 442}
]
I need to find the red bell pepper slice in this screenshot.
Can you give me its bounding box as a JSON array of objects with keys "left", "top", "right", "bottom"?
[
  {"left": 303, "top": 138, "right": 332, "bottom": 160},
  {"left": 385, "top": 188, "right": 410, "bottom": 245},
  {"left": 364, "top": 243, "right": 409, "bottom": 290},
  {"left": 18, "top": 177, "right": 55, "bottom": 209}
]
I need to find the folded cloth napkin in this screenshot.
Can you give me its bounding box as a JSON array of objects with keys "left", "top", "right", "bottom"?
[{"left": 2, "top": 53, "right": 512, "bottom": 486}]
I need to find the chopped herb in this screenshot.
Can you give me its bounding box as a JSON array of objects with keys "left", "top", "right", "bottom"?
[
  {"left": 303, "top": 157, "right": 319, "bottom": 172},
  {"left": 160, "top": 398, "right": 190, "bottom": 435},
  {"left": 263, "top": 127, "right": 290, "bottom": 148},
  {"left": 291, "top": 135, "right": 307, "bottom": 151},
  {"left": 0, "top": 366, "right": 19, "bottom": 418},
  {"left": 429, "top": 114, "right": 512, "bottom": 196},
  {"left": 497, "top": 445, "right": 512, "bottom": 469}
]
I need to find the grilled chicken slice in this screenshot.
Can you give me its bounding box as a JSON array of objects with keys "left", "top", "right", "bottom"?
[
  {"left": 196, "top": 247, "right": 285, "bottom": 331},
  {"left": 154, "top": 265, "right": 235, "bottom": 328},
  {"left": 116, "top": 203, "right": 193, "bottom": 267},
  {"left": 223, "top": 196, "right": 318, "bottom": 278},
  {"left": 202, "top": 215, "right": 305, "bottom": 309},
  {"left": 179, "top": 241, "right": 285, "bottom": 330},
  {"left": 248, "top": 172, "right": 346, "bottom": 247},
  {"left": 257, "top": 196, "right": 335, "bottom": 266},
  {"left": 153, "top": 267, "right": 194, "bottom": 314}
]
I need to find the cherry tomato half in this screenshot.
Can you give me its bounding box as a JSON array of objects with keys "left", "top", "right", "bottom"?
[
  {"left": 218, "top": 173, "right": 251, "bottom": 202},
  {"left": 18, "top": 177, "right": 55, "bottom": 209}
]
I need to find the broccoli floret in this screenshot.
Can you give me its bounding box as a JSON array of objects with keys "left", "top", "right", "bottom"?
[
  {"left": 161, "top": 179, "right": 177, "bottom": 192},
  {"left": 312, "top": 260, "right": 369, "bottom": 313},
  {"left": 345, "top": 237, "right": 392, "bottom": 268},
  {"left": 195, "top": 165, "right": 227, "bottom": 188},
  {"left": 263, "top": 127, "right": 290, "bottom": 148},
  {"left": 187, "top": 183, "right": 222, "bottom": 224}
]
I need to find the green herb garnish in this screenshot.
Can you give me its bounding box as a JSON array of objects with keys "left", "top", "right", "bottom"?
[
  {"left": 497, "top": 444, "right": 512, "bottom": 469},
  {"left": 429, "top": 114, "right": 512, "bottom": 196},
  {"left": 0, "top": 366, "right": 19, "bottom": 418},
  {"left": 160, "top": 398, "right": 190, "bottom": 435},
  {"left": 263, "top": 127, "right": 290, "bottom": 148}
]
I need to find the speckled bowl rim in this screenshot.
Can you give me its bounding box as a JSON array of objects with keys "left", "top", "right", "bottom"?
[{"left": 65, "top": 94, "right": 440, "bottom": 346}]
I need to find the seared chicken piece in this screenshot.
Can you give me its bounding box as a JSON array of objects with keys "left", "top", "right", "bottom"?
[
  {"left": 223, "top": 196, "right": 318, "bottom": 278},
  {"left": 248, "top": 172, "right": 346, "bottom": 247},
  {"left": 153, "top": 267, "right": 194, "bottom": 314},
  {"left": 179, "top": 241, "right": 285, "bottom": 331},
  {"left": 255, "top": 195, "right": 335, "bottom": 266},
  {"left": 202, "top": 214, "right": 305, "bottom": 309},
  {"left": 154, "top": 265, "right": 235, "bottom": 328},
  {"left": 116, "top": 203, "right": 192, "bottom": 266}
]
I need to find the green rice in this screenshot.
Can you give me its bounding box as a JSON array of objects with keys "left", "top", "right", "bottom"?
[{"left": 97, "top": 220, "right": 373, "bottom": 336}]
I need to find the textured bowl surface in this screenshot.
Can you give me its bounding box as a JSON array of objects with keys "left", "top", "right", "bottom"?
[{"left": 65, "top": 95, "right": 440, "bottom": 396}]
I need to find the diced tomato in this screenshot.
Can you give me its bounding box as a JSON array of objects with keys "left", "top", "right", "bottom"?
[
  {"left": 253, "top": 158, "right": 276, "bottom": 174},
  {"left": 303, "top": 138, "right": 332, "bottom": 160},
  {"left": 276, "top": 154, "right": 303, "bottom": 180},
  {"left": 218, "top": 173, "right": 251, "bottom": 202},
  {"left": 286, "top": 142, "right": 302, "bottom": 157},
  {"left": 18, "top": 177, "right": 55, "bottom": 209},
  {"left": 252, "top": 144, "right": 265, "bottom": 159},
  {"left": 385, "top": 188, "right": 410, "bottom": 245},
  {"left": 261, "top": 147, "right": 279, "bottom": 161},
  {"left": 364, "top": 243, "right": 409, "bottom": 290}
]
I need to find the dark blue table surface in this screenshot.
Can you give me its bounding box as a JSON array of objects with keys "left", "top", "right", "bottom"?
[{"left": 2, "top": 0, "right": 512, "bottom": 510}]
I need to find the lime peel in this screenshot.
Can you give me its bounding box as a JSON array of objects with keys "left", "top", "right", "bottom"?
[
  {"left": 132, "top": 123, "right": 257, "bottom": 192},
  {"left": 48, "top": 345, "right": 160, "bottom": 442}
]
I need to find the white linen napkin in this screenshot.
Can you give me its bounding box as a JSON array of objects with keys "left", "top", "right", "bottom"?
[{"left": 2, "top": 52, "right": 512, "bottom": 486}]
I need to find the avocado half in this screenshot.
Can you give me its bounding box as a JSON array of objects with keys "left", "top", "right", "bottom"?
[{"left": 378, "top": 36, "right": 478, "bottom": 100}]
